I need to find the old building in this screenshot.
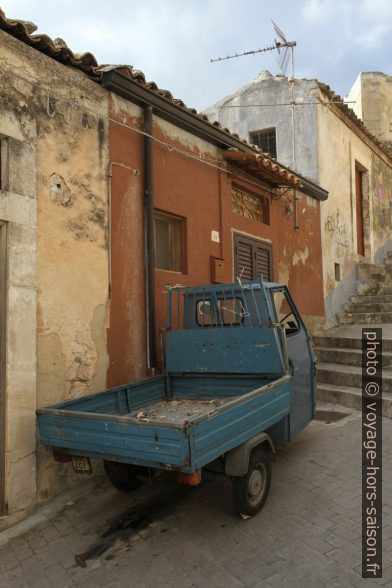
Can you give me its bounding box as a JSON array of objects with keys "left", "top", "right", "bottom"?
[
  {"left": 346, "top": 72, "right": 392, "bottom": 147},
  {"left": 205, "top": 71, "right": 392, "bottom": 326},
  {"left": 0, "top": 13, "right": 111, "bottom": 527},
  {"left": 0, "top": 10, "right": 327, "bottom": 527}
]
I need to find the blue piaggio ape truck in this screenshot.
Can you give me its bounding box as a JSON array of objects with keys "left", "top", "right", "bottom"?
[{"left": 37, "top": 278, "right": 316, "bottom": 517}]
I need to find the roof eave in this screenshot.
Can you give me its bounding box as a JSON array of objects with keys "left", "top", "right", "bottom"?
[
  {"left": 102, "top": 71, "right": 328, "bottom": 201},
  {"left": 101, "top": 70, "right": 256, "bottom": 153}
]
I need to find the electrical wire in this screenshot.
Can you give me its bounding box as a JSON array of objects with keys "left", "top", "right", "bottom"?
[
  {"left": 218, "top": 100, "right": 356, "bottom": 108},
  {"left": 0, "top": 36, "right": 299, "bottom": 191}
]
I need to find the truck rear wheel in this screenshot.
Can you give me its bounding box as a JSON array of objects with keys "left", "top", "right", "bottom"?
[
  {"left": 233, "top": 449, "right": 271, "bottom": 517},
  {"left": 103, "top": 460, "right": 143, "bottom": 493}
]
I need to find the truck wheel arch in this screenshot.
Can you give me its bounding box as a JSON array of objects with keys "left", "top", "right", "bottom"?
[{"left": 224, "top": 432, "right": 275, "bottom": 477}]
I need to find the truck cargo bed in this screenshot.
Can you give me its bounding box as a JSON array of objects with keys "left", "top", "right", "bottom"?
[{"left": 37, "top": 374, "right": 292, "bottom": 473}]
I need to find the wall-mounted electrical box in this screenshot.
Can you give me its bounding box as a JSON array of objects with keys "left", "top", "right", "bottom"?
[{"left": 210, "top": 256, "right": 225, "bottom": 283}]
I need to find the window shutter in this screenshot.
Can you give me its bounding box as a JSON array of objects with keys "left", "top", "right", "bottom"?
[
  {"left": 235, "top": 239, "right": 253, "bottom": 280},
  {"left": 255, "top": 244, "right": 271, "bottom": 281},
  {"left": 234, "top": 234, "right": 272, "bottom": 282}
]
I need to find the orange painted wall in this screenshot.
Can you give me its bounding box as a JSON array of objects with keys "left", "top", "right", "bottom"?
[{"left": 108, "top": 101, "right": 325, "bottom": 385}]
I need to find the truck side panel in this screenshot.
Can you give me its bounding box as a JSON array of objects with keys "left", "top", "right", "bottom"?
[
  {"left": 191, "top": 379, "right": 291, "bottom": 470},
  {"left": 42, "top": 376, "right": 165, "bottom": 415}
]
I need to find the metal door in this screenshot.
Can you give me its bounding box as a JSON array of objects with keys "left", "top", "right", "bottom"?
[{"left": 270, "top": 286, "right": 315, "bottom": 435}]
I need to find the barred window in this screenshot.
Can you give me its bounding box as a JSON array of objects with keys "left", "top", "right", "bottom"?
[
  {"left": 249, "top": 128, "right": 277, "bottom": 159},
  {"left": 154, "top": 211, "right": 183, "bottom": 272}
]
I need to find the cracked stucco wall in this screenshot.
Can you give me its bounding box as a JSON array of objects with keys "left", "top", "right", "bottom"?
[
  {"left": 0, "top": 29, "right": 109, "bottom": 527},
  {"left": 317, "top": 92, "right": 392, "bottom": 326}
]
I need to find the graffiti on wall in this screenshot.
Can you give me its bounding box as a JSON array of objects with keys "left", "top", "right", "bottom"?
[{"left": 325, "top": 208, "right": 349, "bottom": 259}]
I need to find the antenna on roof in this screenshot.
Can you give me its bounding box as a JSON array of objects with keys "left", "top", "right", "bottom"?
[
  {"left": 210, "top": 21, "right": 298, "bottom": 170},
  {"left": 210, "top": 19, "right": 296, "bottom": 79}
]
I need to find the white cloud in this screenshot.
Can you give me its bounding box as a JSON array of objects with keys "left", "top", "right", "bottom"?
[
  {"left": 359, "top": 0, "right": 392, "bottom": 22},
  {"left": 301, "top": 0, "right": 333, "bottom": 24},
  {"left": 355, "top": 23, "right": 392, "bottom": 48}
]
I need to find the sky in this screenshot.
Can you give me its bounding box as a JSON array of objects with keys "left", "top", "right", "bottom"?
[{"left": 2, "top": 0, "right": 392, "bottom": 111}]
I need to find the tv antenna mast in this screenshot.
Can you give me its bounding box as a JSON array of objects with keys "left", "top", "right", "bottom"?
[
  {"left": 210, "top": 20, "right": 298, "bottom": 168},
  {"left": 210, "top": 20, "right": 296, "bottom": 78}
]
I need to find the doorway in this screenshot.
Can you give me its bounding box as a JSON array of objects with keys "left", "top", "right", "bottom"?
[{"left": 355, "top": 166, "right": 365, "bottom": 256}]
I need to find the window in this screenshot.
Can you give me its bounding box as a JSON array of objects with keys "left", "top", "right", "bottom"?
[
  {"left": 154, "top": 211, "right": 184, "bottom": 272},
  {"left": 249, "top": 128, "right": 277, "bottom": 159},
  {"left": 196, "top": 298, "right": 245, "bottom": 327},
  {"left": 234, "top": 233, "right": 273, "bottom": 282},
  {"left": 271, "top": 289, "right": 299, "bottom": 337},
  {"left": 232, "top": 186, "right": 270, "bottom": 224}
]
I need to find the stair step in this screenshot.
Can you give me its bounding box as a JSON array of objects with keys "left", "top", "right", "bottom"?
[
  {"left": 344, "top": 302, "right": 392, "bottom": 313},
  {"left": 337, "top": 312, "right": 392, "bottom": 325},
  {"left": 317, "top": 362, "right": 392, "bottom": 392},
  {"left": 312, "top": 335, "right": 392, "bottom": 352},
  {"left": 317, "top": 383, "right": 392, "bottom": 418},
  {"left": 357, "top": 282, "right": 384, "bottom": 296},
  {"left": 315, "top": 347, "right": 392, "bottom": 369},
  {"left": 350, "top": 294, "right": 392, "bottom": 304}
]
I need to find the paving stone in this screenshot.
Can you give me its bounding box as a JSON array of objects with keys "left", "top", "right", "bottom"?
[{"left": 0, "top": 404, "right": 391, "bottom": 586}]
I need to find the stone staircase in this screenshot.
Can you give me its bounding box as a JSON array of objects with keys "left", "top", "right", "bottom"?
[
  {"left": 337, "top": 252, "right": 392, "bottom": 325},
  {"left": 313, "top": 251, "right": 392, "bottom": 417},
  {"left": 313, "top": 331, "right": 392, "bottom": 417}
]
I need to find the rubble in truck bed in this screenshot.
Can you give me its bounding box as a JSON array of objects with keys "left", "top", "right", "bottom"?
[{"left": 129, "top": 398, "right": 228, "bottom": 424}]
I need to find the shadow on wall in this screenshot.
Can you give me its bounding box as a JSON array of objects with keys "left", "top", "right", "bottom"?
[{"left": 324, "top": 268, "right": 357, "bottom": 328}]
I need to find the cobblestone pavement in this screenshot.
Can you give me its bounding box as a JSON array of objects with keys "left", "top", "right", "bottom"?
[{"left": 0, "top": 403, "right": 391, "bottom": 587}]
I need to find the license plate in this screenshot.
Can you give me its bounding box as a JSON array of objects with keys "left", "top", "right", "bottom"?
[{"left": 72, "top": 456, "right": 92, "bottom": 474}]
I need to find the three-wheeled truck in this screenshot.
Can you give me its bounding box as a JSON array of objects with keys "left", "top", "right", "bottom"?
[{"left": 37, "top": 278, "right": 316, "bottom": 517}]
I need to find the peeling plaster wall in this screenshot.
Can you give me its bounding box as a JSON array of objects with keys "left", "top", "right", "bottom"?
[
  {"left": 204, "top": 72, "right": 320, "bottom": 183},
  {"left": 371, "top": 155, "right": 392, "bottom": 264},
  {"left": 151, "top": 118, "right": 324, "bottom": 339},
  {"left": 317, "top": 93, "right": 392, "bottom": 326},
  {"left": 0, "top": 30, "right": 109, "bottom": 527}
]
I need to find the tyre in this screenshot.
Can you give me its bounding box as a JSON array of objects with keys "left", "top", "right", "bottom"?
[
  {"left": 233, "top": 449, "right": 271, "bottom": 517},
  {"left": 103, "top": 460, "right": 143, "bottom": 493}
]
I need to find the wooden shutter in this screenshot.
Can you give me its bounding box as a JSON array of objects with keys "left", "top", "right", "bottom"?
[{"left": 234, "top": 233, "right": 272, "bottom": 281}]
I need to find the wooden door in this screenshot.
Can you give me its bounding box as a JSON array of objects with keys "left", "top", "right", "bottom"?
[
  {"left": 355, "top": 167, "right": 365, "bottom": 256},
  {"left": 234, "top": 233, "right": 273, "bottom": 281}
]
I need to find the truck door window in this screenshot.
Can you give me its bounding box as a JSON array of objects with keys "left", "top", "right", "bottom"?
[
  {"left": 196, "top": 298, "right": 245, "bottom": 326},
  {"left": 272, "top": 290, "right": 299, "bottom": 336}
]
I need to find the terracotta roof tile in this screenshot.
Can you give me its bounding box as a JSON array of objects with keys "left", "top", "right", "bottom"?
[{"left": 0, "top": 8, "right": 328, "bottom": 196}]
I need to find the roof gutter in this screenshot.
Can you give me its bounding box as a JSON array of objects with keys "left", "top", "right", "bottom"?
[{"left": 297, "top": 176, "right": 328, "bottom": 201}]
